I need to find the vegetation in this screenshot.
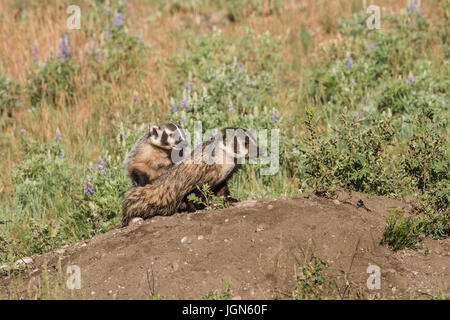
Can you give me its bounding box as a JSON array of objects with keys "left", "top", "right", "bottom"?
[{"left": 0, "top": 0, "right": 448, "bottom": 267}]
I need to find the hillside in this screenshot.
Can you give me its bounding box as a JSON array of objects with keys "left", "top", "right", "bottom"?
[{"left": 1, "top": 193, "right": 448, "bottom": 300}]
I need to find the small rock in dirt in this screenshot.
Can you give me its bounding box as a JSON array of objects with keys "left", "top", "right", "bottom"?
[
  {"left": 172, "top": 262, "right": 179, "bottom": 272},
  {"left": 130, "top": 217, "right": 144, "bottom": 226},
  {"left": 14, "top": 257, "right": 33, "bottom": 269},
  {"left": 55, "top": 248, "right": 66, "bottom": 255},
  {"left": 197, "top": 235, "right": 204, "bottom": 240},
  {"left": 256, "top": 225, "right": 265, "bottom": 232},
  {"left": 267, "top": 204, "right": 274, "bottom": 210},
  {"left": 91, "top": 291, "right": 96, "bottom": 295},
  {"left": 332, "top": 199, "right": 340, "bottom": 205},
  {"left": 232, "top": 296, "right": 242, "bottom": 300},
  {"left": 108, "top": 290, "right": 113, "bottom": 295},
  {"left": 181, "top": 236, "right": 192, "bottom": 244},
  {"left": 225, "top": 219, "right": 229, "bottom": 223}
]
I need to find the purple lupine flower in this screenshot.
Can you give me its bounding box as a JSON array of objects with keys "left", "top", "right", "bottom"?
[
  {"left": 96, "top": 51, "right": 103, "bottom": 63},
  {"left": 96, "top": 156, "right": 106, "bottom": 173},
  {"left": 350, "top": 78, "right": 355, "bottom": 85},
  {"left": 133, "top": 93, "right": 140, "bottom": 103},
  {"left": 32, "top": 43, "right": 39, "bottom": 62},
  {"left": 181, "top": 99, "right": 190, "bottom": 110},
  {"left": 180, "top": 117, "right": 186, "bottom": 125},
  {"left": 83, "top": 177, "right": 95, "bottom": 196},
  {"left": 271, "top": 109, "right": 280, "bottom": 121},
  {"left": 113, "top": 13, "right": 123, "bottom": 27},
  {"left": 186, "top": 79, "right": 193, "bottom": 91},
  {"left": 59, "top": 151, "right": 67, "bottom": 161},
  {"left": 170, "top": 103, "right": 178, "bottom": 113},
  {"left": 239, "top": 66, "right": 244, "bottom": 71},
  {"left": 346, "top": 56, "right": 353, "bottom": 69},
  {"left": 58, "top": 34, "right": 71, "bottom": 61},
  {"left": 367, "top": 44, "right": 376, "bottom": 50},
  {"left": 119, "top": 130, "right": 126, "bottom": 137},
  {"left": 408, "top": 0, "right": 415, "bottom": 11},
  {"left": 54, "top": 130, "right": 62, "bottom": 141},
  {"left": 418, "top": 7, "right": 423, "bottom": 17},
  {"left": 406, "top": 75, "right": 415, "bottom": 84}
]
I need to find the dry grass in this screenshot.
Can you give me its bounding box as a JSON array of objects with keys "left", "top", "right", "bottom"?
[{"left": 0, "top": 0, "right": 444, "bottom": 190}]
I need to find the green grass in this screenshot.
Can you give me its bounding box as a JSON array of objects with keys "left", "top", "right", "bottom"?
[{"left": 0, "top": 0, "right": 448, "bottom": 265}]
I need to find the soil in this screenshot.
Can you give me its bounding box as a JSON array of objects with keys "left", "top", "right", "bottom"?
[{"left": 1, "top": 192, "right": 449, "bottom": 300}]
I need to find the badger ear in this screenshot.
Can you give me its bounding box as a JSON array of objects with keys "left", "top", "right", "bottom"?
[{"left": 150, "top": 125, "right": 159, "bottom": 137}]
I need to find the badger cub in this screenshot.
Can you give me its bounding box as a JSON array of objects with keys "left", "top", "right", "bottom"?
[
  {"left": 122, "top": 127, "right": 263, "bottom": 226},
  {"left": 124, "top": 123, "right": 186, "bottom": 186}
]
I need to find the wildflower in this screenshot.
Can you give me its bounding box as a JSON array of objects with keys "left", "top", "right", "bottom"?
[
  {"left": 20, "top": 128, "right": 26, "bottom": 134},
  {"left": 418, "top": 7, "right": 423, "bottom": 17},
  {"left": 367, "top": 44, "right": 376, "bottom": 50},
  {"left": 54, "top": 129, "right": 62, "bottom": 141},
  {"left": 113, "top": 13, "right": 123, "bottom": 27},
  {"left": 239, "top": 66, "right": 244, "bottom": 71},
  {"left": 96, "top": 156, "right": 106, "bottom": 173},
  {"left": 119, "top": 130, "right": 126, "bottom": 137},
  {"left": 83, "top": 176, "right": 95, "bottom": 196},
  {"left": 180, "top": 117, "right": 186, "bottom": 125},
  {"left": 32, "top": 43, "right": 39, "bottom": 62},
  {"left": 271, "top": 109, "right": 280, "bottom": 121},
  {"left": 346, "top": 56, "right": 353, "bottom": 69},
  {"left": 133, "top": 92, "right": 140, "bottom": 103},
  {"left": 96, "top": 51, "right": 103, "bottom": 63},
  {"left": 59, "top": 151, "right": 67, "bottom": 161},
  {"left": 350, "top": 78, "right": 355, "bottom": 85},
  {"left": 181, "top": 99, "right": 190, "bottom": 110},
  {"left": 58, "top": 34, "right": 71, "bottom": 61},
  {"left": 406, "top": 74, "right": 415, "bottom": 84},
  {"left": 186, "top": 79, "right": 194, "bottom": 92},
  {"left": 170, "top": 103, "right": 179, "bottom": 113},
  {"left": 228, "top": 102, "right": 233, "bottom": 110},
  {"left": 408, "top": 0, "right": 415, "bottom": 11}
]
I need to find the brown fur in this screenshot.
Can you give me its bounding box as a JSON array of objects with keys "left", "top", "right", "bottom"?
[
  {"left": 125, "top": 123, "right": 185, "bottom": 186},
  {"left": 122, "top": 128, "right": 261, "bottom": 226}
]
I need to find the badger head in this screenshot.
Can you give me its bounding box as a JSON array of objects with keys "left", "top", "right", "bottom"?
[{"left": 149, "top": 123, "right": 186, "bottom": 151}]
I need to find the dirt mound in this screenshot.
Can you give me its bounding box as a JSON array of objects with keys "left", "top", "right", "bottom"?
[{"left": 1, "top": 193, "right": 449, "bottom": 299}]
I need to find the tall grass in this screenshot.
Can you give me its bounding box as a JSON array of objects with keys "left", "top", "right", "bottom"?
[{"left": 0, "top": 0, "right": 448, "bottom": 264}]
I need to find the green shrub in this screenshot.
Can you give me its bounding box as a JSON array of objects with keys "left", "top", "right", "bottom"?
[
  {"left": 382, "top": 210, "right": 424, "bottom": 251},
  {"left": 293, "top": 254, "right": 336, "bottom": 300},
  {"left": 0, "top": 73, "right": 21, "bottom": 117},
  {"left": 27, "top": 35, "right": 77, "bottom": 107},
  {"left": 291, "top": 110, "right": 396, "bottom": 197}
]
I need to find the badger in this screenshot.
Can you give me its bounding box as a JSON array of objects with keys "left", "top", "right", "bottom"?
[
  {"left": 122, "top": 127, "right": 262, "bottom": 226},
  {"left": 124, "top": 123, "right": 186, "bottom": 187}
]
